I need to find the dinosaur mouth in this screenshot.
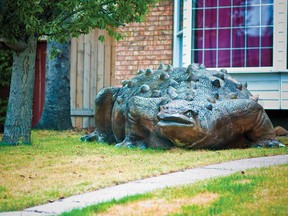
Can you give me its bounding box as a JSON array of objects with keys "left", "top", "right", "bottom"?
[{"left": 157, "top": 114, "right": 194, "bottom": 127}]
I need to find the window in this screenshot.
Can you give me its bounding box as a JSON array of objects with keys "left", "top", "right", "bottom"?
[
  {"left": 174, "top": 0, "right": 287, "bottom": 72},
  {"left": 192, "top": 0, "right": 273, "bottom": 68}
]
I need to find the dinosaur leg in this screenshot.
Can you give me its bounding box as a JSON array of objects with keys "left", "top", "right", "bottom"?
[
  {"left": 80, "top": 87, "right": 120, "bottom": 143},
  {"left": 223, "top": 99, "right": 284, "bottom": 148},
  {"left": 115, "top": 96, "right": 172, "bottom": 149},
  {"left": 247, "top": 109, "right": 284, "bottom": 148}
]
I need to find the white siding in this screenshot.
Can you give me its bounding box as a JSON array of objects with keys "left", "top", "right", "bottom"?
[
  {"left": 281, "top": 74, "right": 288, "bottom": 109},
  {"left": 232, "top": 73, "right": 281, "bottom": 109}
]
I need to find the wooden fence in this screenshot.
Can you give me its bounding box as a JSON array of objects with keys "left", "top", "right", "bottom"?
[{"left": 70, "top": 29, "right": 116, "bottom": 128}]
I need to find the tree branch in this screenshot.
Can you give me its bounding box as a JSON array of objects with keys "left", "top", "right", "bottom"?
[
  {"left": 0, "top": 37, "right": 28, "bottom": 52},
  {"left": 59, "top": 7, "right": 84, "bottom": 24},
  {"left": 100, "top": 8, "right": 125, "bottom": 26},
  {"left": 59, "top": 0, "right": 117, "bottom": 26},
  {"left": 100, "top": 0, "right": 117, "bottom": 7}
]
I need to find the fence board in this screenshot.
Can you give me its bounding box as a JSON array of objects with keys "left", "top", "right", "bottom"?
[
  {"left": 75, "top": 35, "right": 84, "bottom": 128},
  {"left": 89, "top": 30, "right": 98, "bottom": 127},
  {"left": 97, "top": 30, "right": 105, "bottom": 93},
  {"left": 83, "top": 34, "right": 91, "bottom": 128},
  {"left": 70, "top": 38, "right": 77, "bottom": 126},
  {"left": 111, "top": 36, "right": 117, "bottom": 86},
  {"left": 104, "top": 31, "right": 112, "bottom": 87},
  {"left": 70, "top": 29, "right": 115, "bottom": 128}
]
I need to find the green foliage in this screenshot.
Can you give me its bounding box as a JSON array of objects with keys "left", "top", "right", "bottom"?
[
  {"left": 0, "top": 99, "right": 8, "bottom": 124},
  {"left": 0, "top": 49, "right": 12, "bottom": 125},
  {"left": 0, "top": 49, "right": 12, "bottom": 87},
  {"left": 0, "top": 0, "right": 159, "bottom": 47}
]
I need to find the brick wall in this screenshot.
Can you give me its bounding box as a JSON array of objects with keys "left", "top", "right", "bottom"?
[{"left": 114, "top": 0, "right": 174, "bottom": 85}]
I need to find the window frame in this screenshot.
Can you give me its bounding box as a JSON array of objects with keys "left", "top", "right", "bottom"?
[
  {"left": 173, "top": 0, "right": 288, "bottom": 73},
  {"left": 173, "top": 0, "right": 184, "bottom": 67}
]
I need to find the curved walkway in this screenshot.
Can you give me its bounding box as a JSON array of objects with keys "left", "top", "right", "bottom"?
[{"left": 1, "top": 154, "right": 288, "bottom": 216}]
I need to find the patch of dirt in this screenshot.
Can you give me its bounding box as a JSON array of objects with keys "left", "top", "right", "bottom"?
[
  {"left": 234, "top": 179, "right": 252, "bottom": 185},
  {"left": 97, "top": 192, "right": 219, "bottom": 216}
]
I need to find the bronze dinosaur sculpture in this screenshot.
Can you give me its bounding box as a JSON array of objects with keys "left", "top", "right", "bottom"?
[{"left": 81, "top": 63, "right": 284, "bottom": 149}]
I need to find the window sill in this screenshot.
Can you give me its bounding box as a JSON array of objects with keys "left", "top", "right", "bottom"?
[{"left": 206, "top": 67, "right": 288, "bottom": 73}]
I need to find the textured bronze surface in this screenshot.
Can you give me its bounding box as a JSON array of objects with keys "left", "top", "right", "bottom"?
[{"left": 81, "top": 63, "right": 283, "bottom": 149}]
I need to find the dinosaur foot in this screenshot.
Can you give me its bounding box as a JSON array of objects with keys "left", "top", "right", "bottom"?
[
  {"left": 115, "top": 138, "right": 147, "bottom": 150},
  {"left": 252, "top": 139, "right": 285, "bottom": 148},
  {"left": 80, "top": 131, "right": 99, "bottom": 142}
]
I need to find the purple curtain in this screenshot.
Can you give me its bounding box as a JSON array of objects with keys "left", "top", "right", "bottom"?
[{"left": 194, "top": 0, "right": 273, "bottom": 68}]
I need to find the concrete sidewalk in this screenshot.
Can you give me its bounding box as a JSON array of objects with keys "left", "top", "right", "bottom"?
[{"left": 1, "top": 154, "right": 287, "bottom": 216}]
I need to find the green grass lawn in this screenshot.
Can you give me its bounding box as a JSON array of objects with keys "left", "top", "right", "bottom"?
[
  {"left": 0, "top": 130, "right": 287, "bottom": 212},
  {"left": 63, "top": 164, "right": 288, "bottom": 216}
]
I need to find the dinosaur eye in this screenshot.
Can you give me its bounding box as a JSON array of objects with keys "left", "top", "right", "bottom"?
[
  {"left": 160, "top": 106, "right": 168, "bottom": 110},
  {"left": 185, "top": 110, "right": 193, "bottom": 118},
  {"left": 184, "top": 110, "right": 198, "bottom": 118}
]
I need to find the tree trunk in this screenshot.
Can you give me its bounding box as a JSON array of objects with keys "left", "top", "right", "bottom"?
[
  {"left": 2, "top": 37, "right": 37, "bottom": 145},
  {"left": 35, "top": 40, "right": 73, "bottom": 130}
]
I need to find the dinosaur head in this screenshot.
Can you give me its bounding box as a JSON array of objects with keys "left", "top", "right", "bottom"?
[{"left": 157, "top": 100, "right": 209, "bottom": 147}]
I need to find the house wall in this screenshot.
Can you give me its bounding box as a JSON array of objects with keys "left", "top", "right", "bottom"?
[
  {"left": 232, "top": 73, "right": 283, "bottom": 110},
  {"left": 114, "top": 0, "right": 174, "bottom": 85}
]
